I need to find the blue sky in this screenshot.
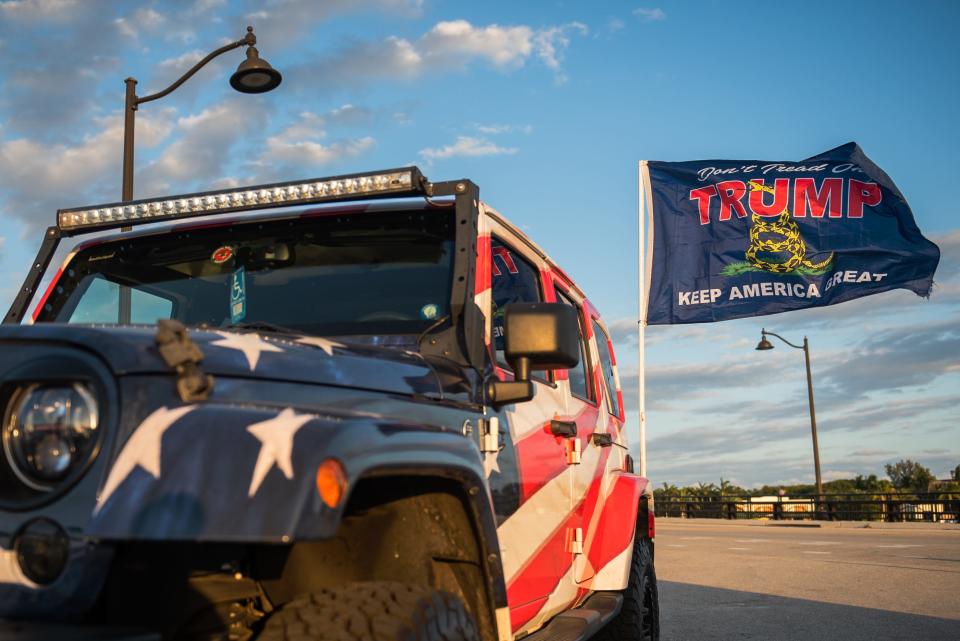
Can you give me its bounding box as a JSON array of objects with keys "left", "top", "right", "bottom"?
[{"left": 1, "top": 0, "right": 957, "bottom": 486}]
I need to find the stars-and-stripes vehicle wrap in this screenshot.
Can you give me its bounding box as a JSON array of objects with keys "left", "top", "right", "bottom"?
[{"left": 0, "top": 167, "right": 657, "bottom": 641}]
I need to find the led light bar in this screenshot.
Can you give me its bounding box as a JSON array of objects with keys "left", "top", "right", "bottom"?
[{"left": 57, "top": 168, "right": 423, "bottom": 233}]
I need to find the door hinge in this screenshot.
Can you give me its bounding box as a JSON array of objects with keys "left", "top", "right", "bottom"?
[
  {"left": 566, "top": 437, "right": 581, "bottom": 465},
  {"left": 569, "top": 527, "right": 583, "bottom": 555},
  {"left": 481, "top": 417, "right": 500, "bottom": 453}
]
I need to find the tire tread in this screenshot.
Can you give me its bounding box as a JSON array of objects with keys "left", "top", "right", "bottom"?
[{"left": 255, "top": 581, "right": 479, "bottom": 641}]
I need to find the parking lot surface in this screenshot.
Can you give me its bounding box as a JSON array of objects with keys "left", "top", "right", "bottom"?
[{"left": 656, "top": 519, "right": 960, "bottom": 641}]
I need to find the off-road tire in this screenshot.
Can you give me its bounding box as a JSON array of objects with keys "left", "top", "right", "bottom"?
[
  {"left": 254, "top": 581, "right": 480, "bottom": 641},
  {"left": 594, "top": 537, "right": 659, "bottom": 641}
]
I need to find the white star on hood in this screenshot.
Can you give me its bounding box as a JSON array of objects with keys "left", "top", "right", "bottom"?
[
  {"left": 246, "top": 408, "right": 313, "bottom": 497},
  {"left": 296, "top": 336, "right": 344, "bottom": 356},
  {"left": 95, "top": 405, "right": 195, "bottom": 513},
  {"left": 211, "top": 331, "right": 283, "bottom": 370}
]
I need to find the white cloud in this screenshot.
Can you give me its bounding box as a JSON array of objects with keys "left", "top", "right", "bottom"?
[
  {"left": 0, "top": 109, "right": 174, "bottom": 228},
  {"left": 304, "top": 19, "right": 586, "bottom": 85},
  {"left": 138, "top": 99, "right": 267, "bottom": 195},
  {"left": 476, "top": 123, "right": 533, "bottom": 135},
  {"left": 248, "top": 111, "right": 375, "bottom": 178},
  {"left": 608, "top": 17, "right": 626, "bottom": 33},
  {"left": 327, "top": 104, "right": 373, "bottom": 126},
  {"left": 419, "top": 136, "right": 518, "bottom": 162},
  {"left": 189, "top": 0, "right": 225, "bottom": 14},
  {"left": 0, "top": 0, "right": 81, "bottom": 23},
  {"left": 633, "top": 7, "right": 666, "bottom": 22},
  {"left": 419, "top": 20, "right": 534, "bottom": 67},
  {"left": 244, "top": 0, "right": 424, "bottom": 47},
  {"left": 257, "top": 135, "right": 375, "bottom": 171},
  {"left": 271, "top": 111, "right": 327, "bottom": 143},
  {"left": 533, "top": 22, "right": 588, "bottom": 72},
  {"left": 156, "top": 49, "right": 206, "bottom": 70},
  {"left": 114, "top": 7, "right": 172, "bottom": 41}
]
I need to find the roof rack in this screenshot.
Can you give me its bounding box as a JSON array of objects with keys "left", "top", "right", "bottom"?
[{"left": 57, "top": 167, "right": 427, "bottom": 235}]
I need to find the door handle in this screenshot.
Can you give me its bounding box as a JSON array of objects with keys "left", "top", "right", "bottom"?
[{"left": 591, "top": 432, "right": 613, "bottom": 447}]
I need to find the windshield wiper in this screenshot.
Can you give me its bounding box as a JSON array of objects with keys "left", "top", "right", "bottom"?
[{"left": 224, "top": 321, "right": 303, "bottom": 336}]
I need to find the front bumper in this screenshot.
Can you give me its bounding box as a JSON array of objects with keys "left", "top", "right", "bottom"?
[{"left": 0, "top": 621, "right": 158, "bottom": 641}]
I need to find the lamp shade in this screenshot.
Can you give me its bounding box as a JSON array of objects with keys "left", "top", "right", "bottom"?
[{"left": 230, "top": 46, "right": 282, "bottom": 94}]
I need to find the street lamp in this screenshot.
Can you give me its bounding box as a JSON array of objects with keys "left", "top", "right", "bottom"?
[
  {"left": 755, "top": 329, "right": 824, "bottom": 502},
  {"left": 117, "top": 26, "right": 280, "bottom": 323},
  {"left": 121, "top": 25, "right": 281, "bottom": 201}
]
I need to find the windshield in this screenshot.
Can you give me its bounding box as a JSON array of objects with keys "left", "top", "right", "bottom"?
[{"left": 34, "top": 209, "right": 455, "bottom": 336}]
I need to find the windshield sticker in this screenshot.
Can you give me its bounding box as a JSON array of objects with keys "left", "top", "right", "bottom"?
[
  {"left": 212, "top": 246, "right": 234, "bottom": 264},
  {"left": 230, "top": 267, "right": 247, "bottom": 324},
  {"left": 420, "top": 303, "right": 440, "bottom": 320}
]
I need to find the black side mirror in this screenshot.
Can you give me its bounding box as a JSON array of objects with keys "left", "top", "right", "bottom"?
[{"left": 486, "top": 302, "right": 581, "bottom": 407}]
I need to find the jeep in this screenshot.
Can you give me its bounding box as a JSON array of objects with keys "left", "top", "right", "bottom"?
[{"left": 0, "top": 167, "right": 658, "bottom": 641}]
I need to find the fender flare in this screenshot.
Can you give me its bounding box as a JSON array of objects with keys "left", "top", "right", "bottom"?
[{"left": 354, "top": 463, "right": 509, "bottom": 613}]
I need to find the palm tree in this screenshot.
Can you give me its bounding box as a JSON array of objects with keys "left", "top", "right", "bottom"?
[
  {"left": 719, "top": 478, "right": 732, "bottom": 497},
  {"left": 695, "top": 481, "right": 716, "bottom": 497}
]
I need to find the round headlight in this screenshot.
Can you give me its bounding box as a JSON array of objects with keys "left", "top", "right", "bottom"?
[{"left": 2, "top": 383, "right": 99, "bottom": 491}]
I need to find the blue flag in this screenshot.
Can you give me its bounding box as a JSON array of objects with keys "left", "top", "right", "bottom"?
[{"left": 644, "top": 143, "right": 940, "bottom": 325}]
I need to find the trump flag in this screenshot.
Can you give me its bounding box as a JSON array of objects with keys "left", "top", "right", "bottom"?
[{"left": 643, "top": 143, "right": 940, "bottom": 325}]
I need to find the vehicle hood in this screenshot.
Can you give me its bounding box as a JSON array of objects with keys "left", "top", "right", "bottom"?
[{"left": 0, "top": 324, "right": 454, "bottom": 399}]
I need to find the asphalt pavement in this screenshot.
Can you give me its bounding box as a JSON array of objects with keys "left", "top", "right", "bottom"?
[{"left": 655, "top": 519, "right": 960, "bottom": 641}]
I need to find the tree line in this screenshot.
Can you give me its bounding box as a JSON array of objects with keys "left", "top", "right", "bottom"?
[{"left": 654, "top": 459, "right": 960, "bottom": 499}]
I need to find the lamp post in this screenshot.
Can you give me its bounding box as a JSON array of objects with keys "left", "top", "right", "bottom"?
[
  {"left": 117, "top": 26, "right": 281, "bottom": 322},
  {"left": 755, "top": 329, "right": 824, "bottom": 502},
  {"left": 121, "top": 25, "right": 282, "bottom": 201}
]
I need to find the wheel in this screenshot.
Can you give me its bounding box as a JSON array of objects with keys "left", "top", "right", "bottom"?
[
  {"left": 594, "top": 537, "right": 660, "bottom": 641},
  {"left": 254, "top": 581, "right": 480, "bottom": 641}
]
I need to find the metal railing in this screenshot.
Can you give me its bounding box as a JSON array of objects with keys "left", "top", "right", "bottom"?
[{"left": 654, "top": 492, "right": 960, "bottom": 522}]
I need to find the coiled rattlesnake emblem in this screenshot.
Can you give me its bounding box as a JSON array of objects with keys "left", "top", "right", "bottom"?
[{"left": 723, "top": 180, "right": 834, "bottom": 276}]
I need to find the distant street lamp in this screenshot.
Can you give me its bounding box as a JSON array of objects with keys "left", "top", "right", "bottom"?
[
  {"left": 117, "top": 26, "right": 280, "bottom": 322},
  {"left": 755, "top": 329, "right": 824, "bottom": 501},
  {"left": 121, "top": 25, "right": 281, "bottom": 201}
]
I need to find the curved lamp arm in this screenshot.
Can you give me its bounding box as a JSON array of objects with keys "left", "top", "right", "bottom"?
[
  {"left": 761, "top": 328, "right": 805, "bottom": 350},
  {"left": 135, "top": 28, "right": 256, "bottom": 106}
]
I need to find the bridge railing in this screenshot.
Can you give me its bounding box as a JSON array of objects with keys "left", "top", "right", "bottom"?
[{"left": 654, "top": 492, "right": 960, "bottom": 522}]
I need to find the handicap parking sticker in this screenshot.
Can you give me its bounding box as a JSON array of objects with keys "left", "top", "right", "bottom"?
[{"left": 230, "top": 267, "right": 247, "bottom": 323}]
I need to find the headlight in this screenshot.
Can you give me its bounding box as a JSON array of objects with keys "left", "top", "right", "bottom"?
[{"left": 2, "top": 383, "right": 99, "bottom": 491}]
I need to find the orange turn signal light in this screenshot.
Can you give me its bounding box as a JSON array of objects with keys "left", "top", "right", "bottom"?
[{"left": 316, "top": 458, "right": 347, "bottom": 508}]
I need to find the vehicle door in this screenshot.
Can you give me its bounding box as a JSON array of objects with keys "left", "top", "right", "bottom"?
[
  {"left": 552, "top": 285, "right": 604, "bottom": 586},
  {"left": 578, "top": 312, "right": 637, "bottom": 587},
  {"left": 477, "top": 213, "right": 571, "bottom": 633}
]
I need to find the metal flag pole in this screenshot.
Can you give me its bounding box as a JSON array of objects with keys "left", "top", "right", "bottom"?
[{"left": 637, "top": 161, "right": 648, "bottom": 477}]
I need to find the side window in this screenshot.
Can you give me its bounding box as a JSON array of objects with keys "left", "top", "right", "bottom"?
[
  {"left": 491, "top": 238, "right": 542, "bottom": 369},
  {"left": 68, "top": 277, "right": 173, "bottom": 324},
  {"left": 592, "top": 319, "right": 622, "bottom": 418},
  {"left": 556, "top": 290, "right": 593, "bottom": 402}
]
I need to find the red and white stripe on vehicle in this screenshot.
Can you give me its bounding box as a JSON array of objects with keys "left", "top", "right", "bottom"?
[{"left": 478, "top": 204, "right": 648, "bottom": 639}]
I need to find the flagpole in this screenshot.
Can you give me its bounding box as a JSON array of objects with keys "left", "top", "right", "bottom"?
[{"left": 637, "top": 161, "right": 648, "bottom": 478}]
